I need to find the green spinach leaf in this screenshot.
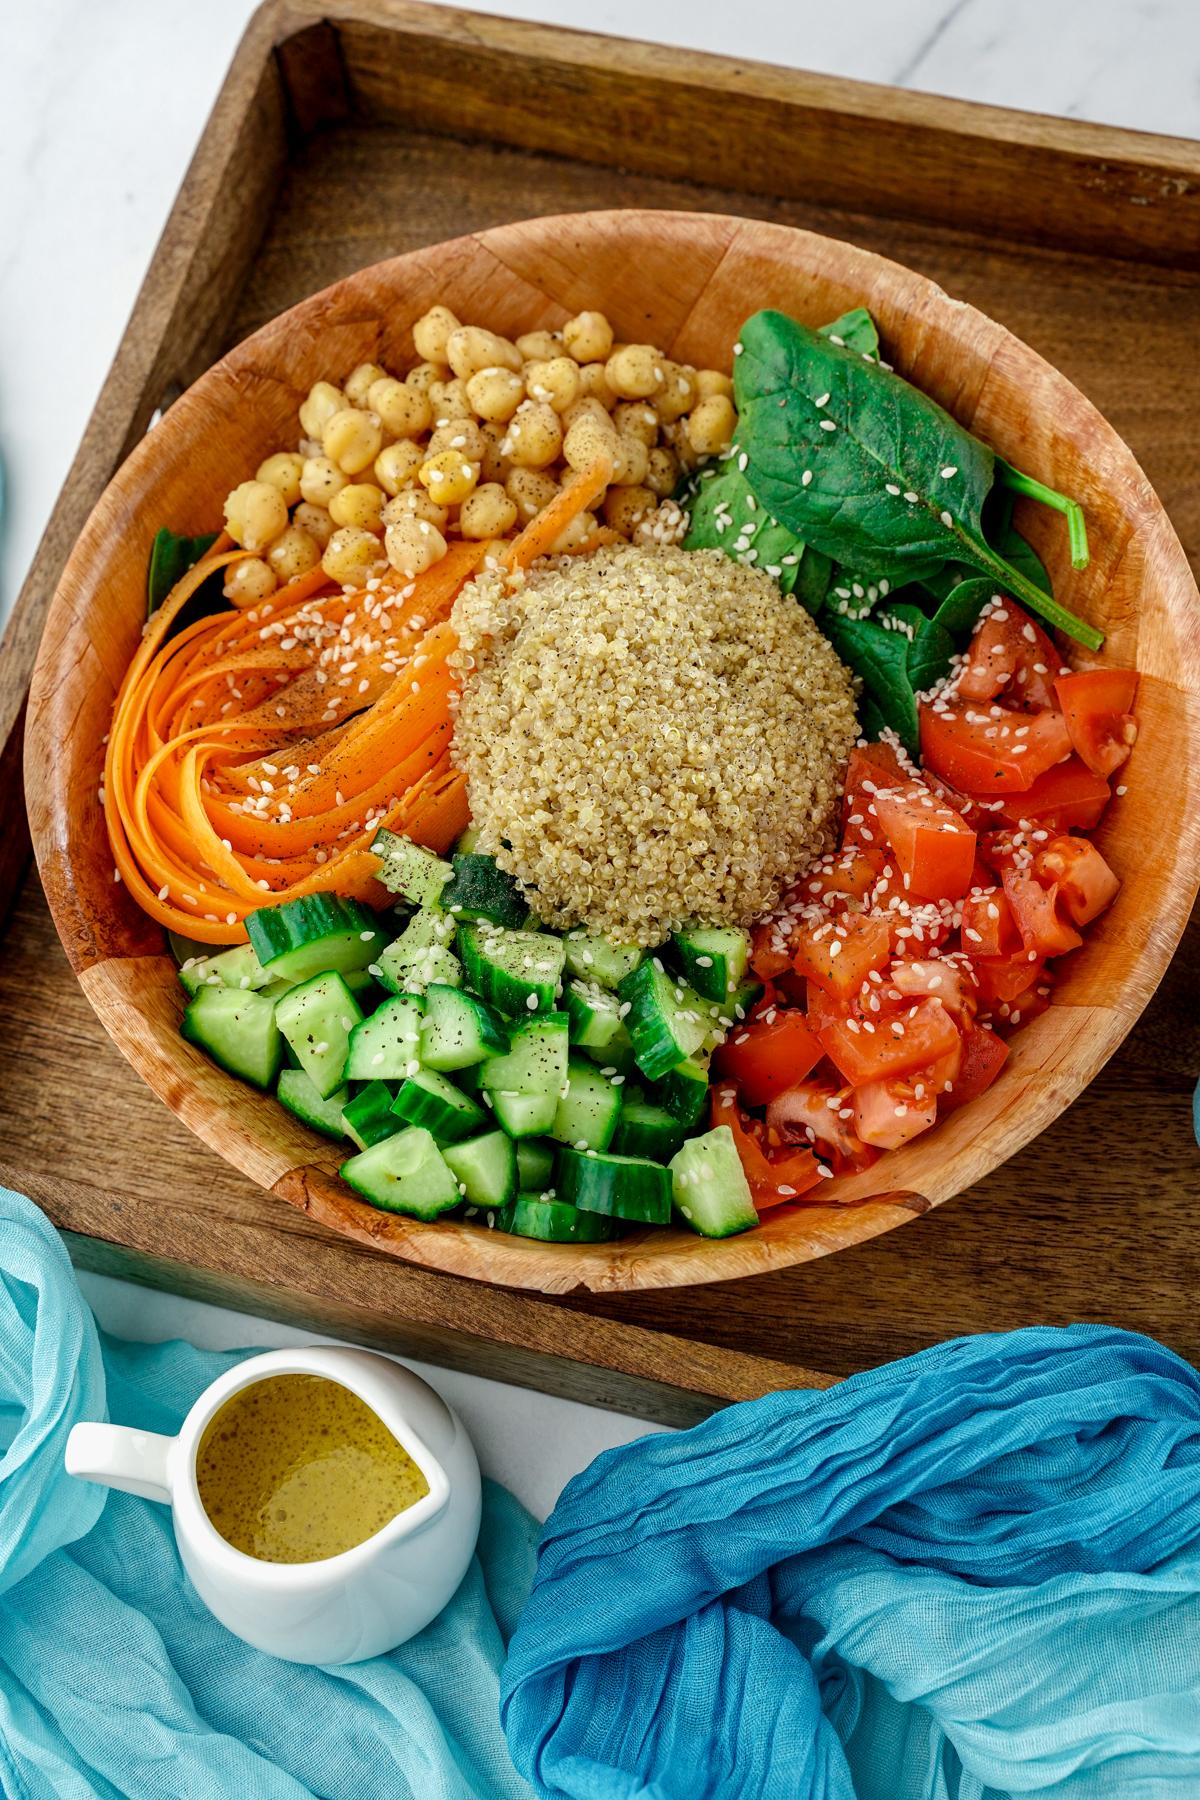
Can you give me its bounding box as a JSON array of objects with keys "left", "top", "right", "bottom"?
[
  {"left": 682, "top": 458, "right": 811, "bottom": 598},
  {"left": 930, "top": 576, "right": 998, "bottom": 637},
  {"left": 147, "top": 526, "right": 219, "bottom": 618},
  {"left": 818, "top": 307, "right": 880, "bottom": 357},
  {"left": 734, "top": 310, "right": 1101, "bottom": 649}
]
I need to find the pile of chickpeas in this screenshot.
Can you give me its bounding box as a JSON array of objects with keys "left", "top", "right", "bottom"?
[{"left": 220, "top": 305, "right": 738, "bottom": 603}]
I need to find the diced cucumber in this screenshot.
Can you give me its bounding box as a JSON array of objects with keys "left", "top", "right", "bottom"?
[
  {"left": 497, "top": 1196, "right": 616, "bottom": 1242},
  {"left": 391, "top": 1068, "right": 488, "bottom": 1143},
  {"left": 481, "top": 1013, "right": 569, "bottom": 1096},
  {"left": 340, "top": 1127, "right": 460, "bottom": 1219},
  {"left": 169, "top": 929, "right": 211, "bottom": 968},
  {"left": 420, "top": 983, "right": 510, "bottom": 1071},
  {"left": 275, "top": 972, "right": 364, "bottom": 1099},
  {"left": 580, "top": 1022, "right": 640, "bottom": 1077},
  {"left": 490, "top": 1090, "right": 558, "bottom": 1138},
  {"left": 562, "top": 933, "right": 644, "bottom": 989},
  {"left": 726, "top": 977, "right": 765, "bottom": 1023},
  {"left": 344, "top": 967, "right": 385, "bottom": 1001},
  {"left": 178, "top": 941, "right": 271, "bottom": 998},
  {"left": 344, "top": 994, "right": 424, "bottom": 1081},
  {"left": 182, "top": 985, "right": 282, "bottom": 1090},
  {"left": 377, "top": 907, "right": 461, "bottom": 996},
  {"left": 655, "top": 1056, "right": 711, "bottom": 1127},
  {"left": 342, "top": 1080, "right": 400, "bottom": 1151},
  {"left": 455, "top": 824, "right": 482, "bottom": 854},
  {"left": 618, "top": 961, "right": 724, "bottom": 1080},
  {"left": 277, "top": 1068, "right": 351, "bottom": 1140},
  {"left": 370, "top": 829, "right": 453, "bottom": 908},
  {"left": 442, "top": 1131, "right": 518, "bottom": 1208},
  {"left": 552, "top": 1057, "right": 623, "bottom": 1152},
  {"left": 246, "top": 894, "right": 384, "bottom": 984},
  {"left": 671, "top": 925, "right": 752, "bottom": 1002},
  {"left": 516, "top": 1138, "right": 557, "bottom": 1193},
  {"left": 564, "top": 978, "right": 626, "bottom": 1052},
  {"left": 439, "top": 853, "right": 528, "bottom": 928},
  {"left": 557, "top": 1147, "right": 671, "bottom": 1224},
  {"left": 612, "top": 1100, "right": 685, "bottom": 1163},
  {"left": 669, "top": 1126, "right": 759, "bottom": 1238},
  {"left": 459, "top": 923, "right": 566, "bottom": 1015}
]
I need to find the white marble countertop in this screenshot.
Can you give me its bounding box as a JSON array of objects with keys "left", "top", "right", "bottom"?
[{"left": 5, "top": 0, "right": 1198, "bottom": 1515}]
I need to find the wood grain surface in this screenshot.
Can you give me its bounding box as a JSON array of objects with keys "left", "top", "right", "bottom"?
[{"left": 3, "top": 0, "right": 1200, "bottom": 1405}]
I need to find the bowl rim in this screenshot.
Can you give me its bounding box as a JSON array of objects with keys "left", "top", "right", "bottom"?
[{"left": 26, "top": 207, "right": 1200, "bottom": 1295}]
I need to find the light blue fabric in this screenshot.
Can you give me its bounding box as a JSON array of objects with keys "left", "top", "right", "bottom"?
[
  {"left": 503, "top": 1323, "right": 1200, "bottom": 1798},
  {"left": 0, "top": 1185, "right": 538, "bottom": 1800}
]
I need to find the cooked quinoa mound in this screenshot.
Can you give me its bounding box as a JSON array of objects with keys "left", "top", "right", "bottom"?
[{"left": 449, "top": 544, "right": 858, "bottom": 945}]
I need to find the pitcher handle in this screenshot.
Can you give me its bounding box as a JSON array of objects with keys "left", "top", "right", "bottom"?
[{"left": 65, "top": 1422, "right": 175, "bottom": 1504}]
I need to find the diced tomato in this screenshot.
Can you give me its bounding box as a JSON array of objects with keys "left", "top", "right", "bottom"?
[
  {"left": 957, "top": 605, "right": 1060, "bottom": 711},
  {"left": 920, "top": 701, "right": 1073, "bottom": 795},
  {"left": 1002, "top": 867, "right": 1083, "bottom": 957},
  {"left": 872, "top": 781, "right": 976, "bottom": 901},
  {"left": 991, "top": 756, "right": 1110, "bottom": 831},
  {"left": 791, "top": 845, "right": 882, "bottom": 909},
  {"left": 1054, "top": 669, "right": 1139, "bottom": 778},
  {"left": 714, "top": 1008, "right": 823, "bottom": 1107},
  {"left": 818, "top": 996, "right": 962, "bottom": 1087},
  {"left": 852, "top": 1074, "right": 940, "bottom": 1150},
  {"left": 1033, "top": 835, "right": 1120, "bottom": 926},
  {"left": 765, "top": 1080, "right": 875, "bottom": 1172},
  {"left": 960, "top": 886, "right": 1020, "bottom": 957},
  {"left": 972, "top": 951, "right": 1044, "bottom": 1008},
  {"left": 977, "top": 829, "right": 1031, "bottom": 873},
  {"left": 792, "top": 913, "right": 891, "bottom": 1001},
  {"left": 805, "top": 979, "right": 857, "bottom": 1032},
  {"left": 750, "top": 918, "right": 793, "bottom": 980},
  {"left": 841, "top": 742, "right": 908, "bottom": 849},
  {"left": 887, "top": 957, "right": 977, "bottom": 1021},
  {"left": 940, "top": 1024, "right": 1010, "bottom": 1111},
  {"left": 711, "top": 1086, "right": 824, "bottom": 1206}
]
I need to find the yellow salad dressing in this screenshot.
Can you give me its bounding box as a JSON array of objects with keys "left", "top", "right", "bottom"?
[{"left": 195, "top": 1373, "right": 429, "bottom": 1563}]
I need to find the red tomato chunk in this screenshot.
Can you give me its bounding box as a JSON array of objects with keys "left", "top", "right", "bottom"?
[
  {"left": 957, "top": 608, "right": 1060, "bottom": 711},
  {"left": 872, "top": 781, "right": 976, "bottom": 902},
  {"left": 714, "top": 1009, "right": 822, "bottom": 1107},
  {"left": 1054, "top": 669, "right": 1139, "bottom": 778},
  {"left": 792, "top": 913, "right": 891, "bottom": 1000},
  {"left": 818, "top": 996, "right": 962, "bottom": 1088},
  {"left": 920, "top": 702, "right": 1072, "bottom": 795}
]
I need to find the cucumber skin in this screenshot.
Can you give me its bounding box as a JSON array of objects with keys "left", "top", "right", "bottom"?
[
  {"left": 617, "top": 962, "right": 711, "bottom": 1081},
  {"left": 390, "top": 1072, "right": 487, "bottom": 1143},
  {"left": 497, "top": 1196, "right": 617, "bottom": 1243},
  {"left": 277, "top": 1070, "right": 350, "bottom": 1140},
  {"left": 655, "top": 1058, "right": 711, "bottom": 1128},
  {"left": 440, "top": 854, "right": 528, "bottom": 928},
  {"left": 246, "top": 894, "right": 383, "bottom": 981},
  {"left": 557, "top": 1148, "right": 672, "bottom": 1224},
  {"left": 612, "top": 1102, "right": 685, "bottom": 1163},
  {"left": 342, "top": 1081, "right": 400, "bottom": 1151}
]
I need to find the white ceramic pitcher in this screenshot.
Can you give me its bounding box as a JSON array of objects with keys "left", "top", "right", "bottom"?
[{"left": 65, "top": 1344, "right": 482, "bottom": 1665}]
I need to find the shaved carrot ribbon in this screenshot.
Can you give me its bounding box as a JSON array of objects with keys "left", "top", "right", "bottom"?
[{"left": 503, "top": 455, "right": 614, "bottom": 571}]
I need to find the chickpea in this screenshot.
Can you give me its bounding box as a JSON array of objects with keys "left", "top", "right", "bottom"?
[
  {"left": 550, "top": 509, "right": 598, "bottom": 554},
  {"left": 374, "top": 440, "right": 425, "bottom": 497},
  {"left": 406, "top": 360, "right": 447, "bottom": 397},
  {"left": 478, "top": 421, "right": 511, "bottom": 485},
  {"left": 687, "top": 394, "right": 737, "bottom": 455},
  {"left": 419, "top": 448, "right": 480, "bottom": 505},
  {"left": 523, "top": 355, "right": 580, "bottom": 414},
  {"left": 321, "top": 526, "right": 384, "bottom": 586},
  {"left": 298, "top": 380, "right": 346, "bottom": 441},
  {"left": 562, "top": 395, "right": 614, "bottom": 435},
  {"left": 466, "top": 366, "right": 525, "bottom": 423},
  {"left": 329, "top": 482, "right": 386, "bottom": 531},
  {"left": 605, "top": 343, "right": 666, "bottom": 400},
  {"left": 323, "top": 407, "right": 384, "bottom": 476},
  {"left": 300, "top": 456, "right": 348, "bottom": 507},
  {"left": 267, "top": 524, "right": 321, "bottom": 582},
  {"left": 655, "top": 361, "right": 698, "bottom": 425},
  {"left": 504, "top": 401, "right": 563, "bottom": 469},
  {"left": 383, "top": 488, "right": 449, "bottom": 531},
  {"left": 428, "top": 377, "right": 471, "bottom": 423},
  {"left": 516, "top": 328, "right": 561, "bottom": 362},
  {"left": 412, "top": 304, "right": 461, "bottom": 364},
  {"left": 663, "top": 417, "right": 701, "bottom": 473},
  {"left": 385, "top": 513, "right": 448, "bottom": 577},
  {"left": 505, "top": 467, "right": 559, "bottom": 523},
  {"left": 367, "top": 377, "right": 431, "bottom": 439},
  {"left": 694, "top": 368, "right": 734, "bottom": 400},
  {"left": 344, "top": 360, "right": 389, "bottom": 407},
  {"left": 224, "top": 557, "right": 277, "bottom": 605},
  {"left": 459, "top": 482, "right": 519, "bottom": 540},
  {"left": 563, "top": 410, "right": 619, "bottom": 473},
  {"left": 445, "top": 325, "right": 522, "bottom": 380},
  {"left": 223, "top": 479, "right": 288, "bottom": 552},
  {"left": 577, "top": 362, "right": 617, "bottom": 409},
  {"left": 256, "top": 451, "right": 304, "bottom": 508},
  {"left": 562, "top": 310, "right": 614, "bottom": 364},
  {"left": 613, "top": 401, "right": 659, "bottom": 448},
  {"left": 645, "top": 444, "right": 680, "bottom": 498},
  {"left": 603, "top": 485, "right": 656, "bottom": 535},
  {"left": 426, "top": 418, "right": 487, "bottom": 462},
  {"left": 611, "top": 433, "right": 650, "bottom": 487},
  {"left": 293, "top": 502, "right": 335, "bottom": 548}
]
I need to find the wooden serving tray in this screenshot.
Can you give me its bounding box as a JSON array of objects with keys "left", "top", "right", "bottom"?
[{"left": 3, "top": 0, "right": 1199, "bottom": 1421}]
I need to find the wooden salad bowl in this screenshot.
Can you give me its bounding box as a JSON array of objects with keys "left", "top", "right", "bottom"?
[{"left": 26, "top": 210, "right": 1200, "bottom": 1296}]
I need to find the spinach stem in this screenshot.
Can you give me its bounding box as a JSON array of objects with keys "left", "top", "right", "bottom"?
[
  {"left": 970, "top": 542, "right": 1103, "bottom": 651},
  {"left": 997, "top": 462, "right": 1090, "bottom": 570}
]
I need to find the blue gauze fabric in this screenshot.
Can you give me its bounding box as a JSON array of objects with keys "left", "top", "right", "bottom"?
[
  {"left": 503, "top": 1322, "right": 1200, "bottom": 1798},
  {"left": 0, "top": 1185, "right": 538, "bottom": 1800}
]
